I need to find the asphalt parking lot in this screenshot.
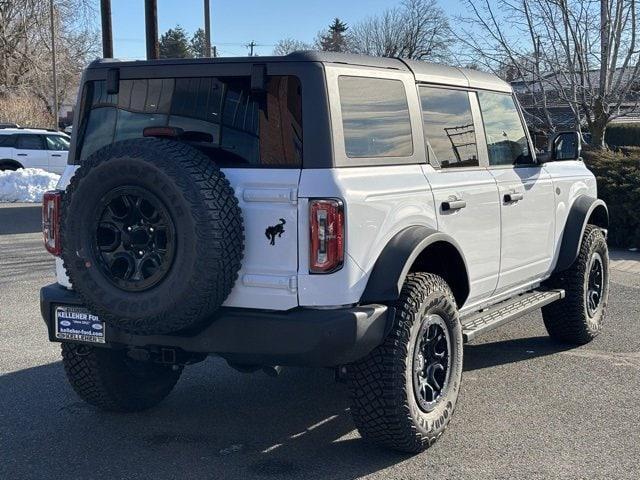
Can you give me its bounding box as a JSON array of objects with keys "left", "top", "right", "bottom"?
[{"left": 1, "top": 202, "right": 639, "bottom": 480}]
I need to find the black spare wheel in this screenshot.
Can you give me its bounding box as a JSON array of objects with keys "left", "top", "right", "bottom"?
[{"left": 60, "top": 138, "right": 244, "bottom": 335}]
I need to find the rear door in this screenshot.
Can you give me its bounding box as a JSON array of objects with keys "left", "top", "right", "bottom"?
[
  {"left": 418, "top": 86, "right": 501, "bottom": 306},
  {"left": 16, "top": 134, "right": 48, "bottom": 169},
  {"left": 44, "top": 134, "right": 70, "bottom": 174},
  {"left": 75, "top": 72, "right": 303, "bottom": 310},
  {"left": 478, "top": 91, "right": 555, "bottom": 292}
]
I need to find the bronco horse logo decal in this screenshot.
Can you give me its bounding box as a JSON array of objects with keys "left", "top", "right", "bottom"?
[{"left": 265, "top": 218, "right": 286, "bottom": 245}]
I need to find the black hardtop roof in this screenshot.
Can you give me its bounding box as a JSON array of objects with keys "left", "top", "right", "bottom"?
[
  {"left": 87, "top": 51, "right": 409, "bottom": 70},
  {"left": 86, "top": 51, "right": 510, "bottom": 92}
]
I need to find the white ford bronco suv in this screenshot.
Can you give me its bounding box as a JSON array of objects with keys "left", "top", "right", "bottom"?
[{"left": 40, "top": 52, "right": 609, "bottom": 453}]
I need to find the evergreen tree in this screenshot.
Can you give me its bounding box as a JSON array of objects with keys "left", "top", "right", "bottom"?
[
  {"left": 159, "top": 26, "right": 193, "bottom": 59},
  {"left": 191, "top": 28, "right": 209, "bottom": 57},
  {"left": 318, "top": 18, "right": 349, "bottom": 52}
]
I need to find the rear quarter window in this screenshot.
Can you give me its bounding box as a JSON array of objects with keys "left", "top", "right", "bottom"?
[
  {"left": 0, "top": 135, "right": 16, "bottom": 147},
  {"left": 77, "top": 75, "right": 303, "bottom": 168},
  {"left": 338, "top": 76, "right": 413, "bottom": 158}
]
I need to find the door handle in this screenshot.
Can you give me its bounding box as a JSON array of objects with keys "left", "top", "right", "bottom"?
[
  {"left": 17, "top": 153, "right": 27, "bottom": 156},
  {"left": 442, "top": 200, "right": 467, "bottom": 211},
  {"left": 504, "top": 192, "right": 524, "bottom": 203},
  {"left": 51, "top": 154, "right": 62, "bottom": 157}
]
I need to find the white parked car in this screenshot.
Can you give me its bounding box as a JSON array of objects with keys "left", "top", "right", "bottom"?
[{"left": 0, "top": 128, "right": 70, "bottom": 174}]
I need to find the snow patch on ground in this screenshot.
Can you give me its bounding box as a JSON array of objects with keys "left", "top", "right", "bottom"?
[{"left": 0, "top": 168, "right": 60, "bottom": 203}]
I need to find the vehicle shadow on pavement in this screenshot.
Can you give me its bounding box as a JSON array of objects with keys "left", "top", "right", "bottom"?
[
  {"left": 0, "top": 358, "right": 410, "bottom": 480},
  {"left": 0, "top": 204, "right": 42, "bottom": 235},
  {"left": 463, "top": 335, "right": 574, "bottom": 372}
]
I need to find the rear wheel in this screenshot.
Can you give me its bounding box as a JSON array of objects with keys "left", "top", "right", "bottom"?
[
  {"left": 347, "top": 273, "right": 463, "bottom": 453},
  {"left": 61, "top": 343, "right": 182, "bottom": 412},
  {"left": 0, "top": 162, "right": 21, "bottom": 171},
  {"left": 542, "top": 224, "right": 609, "bottom": 344}
]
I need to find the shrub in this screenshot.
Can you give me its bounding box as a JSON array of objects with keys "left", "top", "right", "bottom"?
[
  {"left": 605, "top": 123, "right": 640, "bottom": 147},
  {"left": 0, "top": 94, "right": 53, "bottom": 128},
  {"left": 583, "top": 148, "right": 640, "bottom": 248}
]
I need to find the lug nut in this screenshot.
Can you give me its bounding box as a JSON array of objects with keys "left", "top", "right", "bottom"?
[
  {"left": 127, "top": 226, "right": 132, "bottom": 232},
  {"left": 138, "top": 250, "right": 144, "bottom": 256}
]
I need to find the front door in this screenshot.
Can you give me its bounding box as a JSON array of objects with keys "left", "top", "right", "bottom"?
[
  {"left": 45, "top": 135, "right": 70, "bottom": 174},
  {"left": 419, "top": 86, "right": 501, "bottom": 305},
  {"left": 477, "top": 91, "right": 556, "bottom": 293}
]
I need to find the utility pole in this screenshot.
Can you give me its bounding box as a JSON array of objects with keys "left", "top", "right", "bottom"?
[
  {"left": 144, "top": 0, "right": 159, "bottom": 60},
  {"left": 247, "top": 40, "right": 256, "bottom": 57},
  {"left": 100, "top": 0, "right": 113, "bottom": 58},
  {"left": 204, "top": 0, "right": 211, "bottom": 57},
  {"left": 49, "top": 0, "right": 58, "bottom": 130}
]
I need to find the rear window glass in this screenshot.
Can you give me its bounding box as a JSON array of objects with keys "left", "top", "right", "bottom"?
[
  {"left": 338, "top": 76, "right": 413, "bottom": 158},
  {"left": 77, "top": 76, "right": 303, "bottom": 168},
  {"left": 17, "top": 135, "right": 45, "bottom": 150}
]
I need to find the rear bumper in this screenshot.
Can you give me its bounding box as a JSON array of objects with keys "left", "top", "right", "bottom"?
[{"left": 40, "top": 283, "right": 390, "bottom": 367}]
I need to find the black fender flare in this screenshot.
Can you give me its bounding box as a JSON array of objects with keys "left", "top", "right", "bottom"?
[
  {"left": 360, "top": 225, "right": 470, "bottom": 304},
  {"left": 554, "top": 195, "right": 609, "bottom": 272}
]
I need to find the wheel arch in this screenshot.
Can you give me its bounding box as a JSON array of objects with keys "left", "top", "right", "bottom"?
[
  {"left": 554, "top": 195, "right": 608, "bottom": 272},
  {"left": 0, "top": 159, "right": 23, "bottom": 170},
  {"left": 360, "top": 226, "right": 470, "bottom": 308}
]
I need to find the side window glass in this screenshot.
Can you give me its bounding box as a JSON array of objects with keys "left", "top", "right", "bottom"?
[
  {"left": 478, "top": 92, "right": 532, "bottom": 166},
  {"left": 46, "top": 135, "right": 70, "bottom": 151},
  {"left": 419, "top": 87, "right": 478, "bottom": 168},
  {"left": 338, "top": 76, "right": 413, "bottom": 158},
  {"left": 17, "top": 135, "right": 45, "bottom": 150},
  {"left": 0, "top": 135, "right": 16, "bottom": 147}
]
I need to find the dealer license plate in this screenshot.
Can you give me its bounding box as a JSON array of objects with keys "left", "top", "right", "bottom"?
[{"left": 55, "top": 306, "right": 105, "bottom": 344}]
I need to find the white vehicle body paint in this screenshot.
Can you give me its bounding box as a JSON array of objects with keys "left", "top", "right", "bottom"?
[{"left": 53, "top": 56, "right": 598, "bottom": 319}]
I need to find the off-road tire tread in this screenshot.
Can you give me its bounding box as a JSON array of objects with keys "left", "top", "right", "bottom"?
[
  {"left": 542, "top": 224, "right": 608, "bottom": 344},
  {"left": 60, "top": 138, "right": 244, "bottom": 334},
  {"left": 348, "top": 273, "right": 460, "bottom": 453},
  {"left": 61, "top": 343, "right": 182, "bottom": 412}
]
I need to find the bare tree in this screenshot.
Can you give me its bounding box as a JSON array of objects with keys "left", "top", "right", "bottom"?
[
  {"left": 456, "top": 0, "right": 640, "bottom": 149},
  {"left": 0, "top": 0, "right": 98, "bottom": 127},
  {"left": 349, "top": 0, "right": 452, "bottom": 62},
  {"left": 273, "top": 38, "right": 311, "bottom": 56}
]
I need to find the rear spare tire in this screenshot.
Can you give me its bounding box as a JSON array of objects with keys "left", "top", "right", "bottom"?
[{"left": 61, "top": 138, "right": 244, "bottom": 335}]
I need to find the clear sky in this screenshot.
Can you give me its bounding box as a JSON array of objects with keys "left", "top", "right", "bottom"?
[{"left": 109, "top": 0, "right": 467, "bottom": 59}]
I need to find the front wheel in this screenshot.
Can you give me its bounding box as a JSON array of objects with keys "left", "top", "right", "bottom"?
[
  {"left": 61, "top": 343, "right": 182, "bottom": 412},
  {"left": 347, "top": 273, "right": 464, "bottom": 453},
  {"left": 542, "top": 224, "right": 609, "bottom": 344}
]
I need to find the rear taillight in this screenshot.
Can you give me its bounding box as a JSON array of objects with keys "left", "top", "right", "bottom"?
[
  {"left": 309, "top": 199, "right": 344, "bottom": 273},
  {"left": 43, "top": 190, "right": 62, "bottom": 256}
]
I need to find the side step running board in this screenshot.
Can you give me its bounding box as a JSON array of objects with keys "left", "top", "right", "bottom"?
[{"left": 461, "top": 289, "right": 565, "bottom": 343}]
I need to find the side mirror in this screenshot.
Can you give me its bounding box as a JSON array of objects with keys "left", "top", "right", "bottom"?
[{"left": 550, "top": 131, "right": 581, "bottom": 161}]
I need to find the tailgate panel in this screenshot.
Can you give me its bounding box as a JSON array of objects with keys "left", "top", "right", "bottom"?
[{"left": 221, "top": 168, "right": 300, "bottom": 310}]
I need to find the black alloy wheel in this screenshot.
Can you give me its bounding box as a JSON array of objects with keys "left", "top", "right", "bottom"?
[
  {"left": 412, "top": 314, "right": 452, "bottom": 412},
  {"left": 93, "top": 186, "right": 176, "bottom": 292},
  {"left": 586, "top": 252, "right": 604, "bottom": 317}
]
